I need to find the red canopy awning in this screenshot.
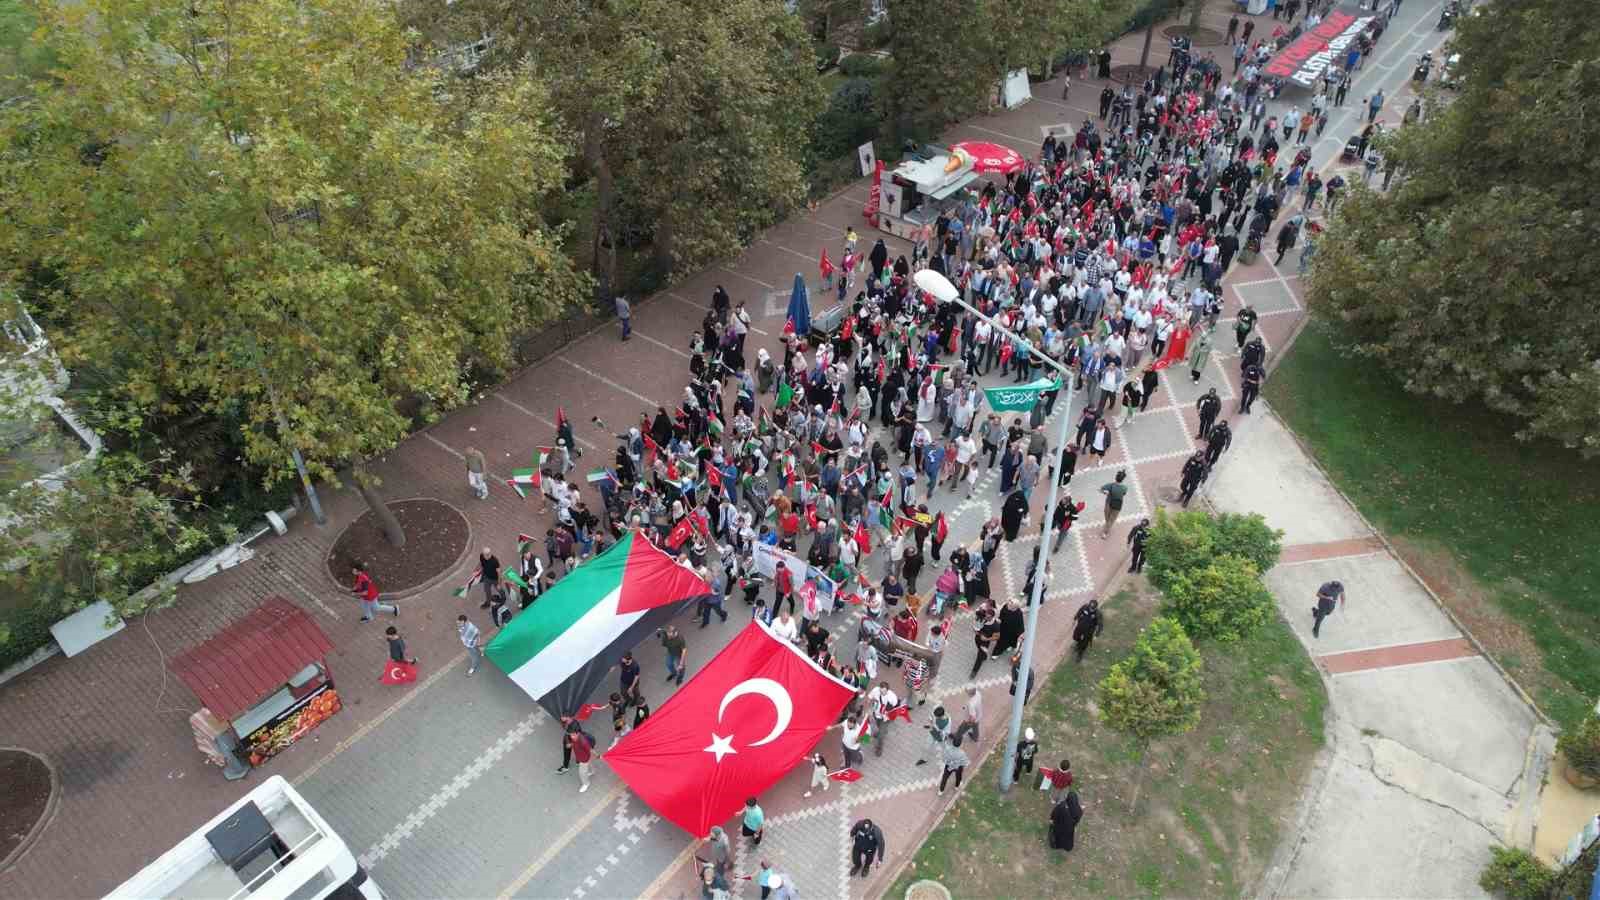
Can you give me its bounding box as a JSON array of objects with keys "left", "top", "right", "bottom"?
[{"left": 170, "top": 596, "right": 334, "bottom": 720}]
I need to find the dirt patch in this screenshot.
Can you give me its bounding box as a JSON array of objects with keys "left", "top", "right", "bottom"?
[
  {"left": 0, "top": 749, "right": 54, "bottom": 866},
  {"left": 1164, "top": 24, "right": 1228, "bottom": 47},
  {"left": 1389, "top": 536, "right": 1540, "bottom": 668},
  {"left": 325, "top": 498, "right": 470, "bottom": 594}
]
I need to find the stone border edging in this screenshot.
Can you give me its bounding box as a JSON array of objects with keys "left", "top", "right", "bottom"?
[{"left": 0, "top": 747, "right": 61, "bottom": 874}]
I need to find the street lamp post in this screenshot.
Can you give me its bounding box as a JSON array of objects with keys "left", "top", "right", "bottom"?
[{"left": 913, "top": 270, "right": 1077, "bottom": 794}]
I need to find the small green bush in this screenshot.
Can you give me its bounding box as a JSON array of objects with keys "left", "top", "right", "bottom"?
[
  {"left": 1556, "top": 710, "right": 1600, "bottom": 779},
  {"left": 814, "top": 42, "right": 841, "bottom": 72},
  {"left": 1144, "top": 508, "right": 1218, "bottom": 592},
  {"left": 838, "top": 53, "right": 886, "bottom": 78},
  {"left": 1479, "top": 846, "right": 1554, "bottom": 900},
  {"left": 1146, "top": 509, "right": 1283, "bottom": 596},
  {"left": 1162, "top": 554, "right": 1275, "bottom": 642},
  {"left": 1098, "top": 616, "right": 1204, "bottom": 742},
  {"left": 861, "top": 19, "right": 892, "bottom": 49},
  {"left": 0, "top": 600, "right": 64, "bottom": 671},
  {"left": 1213, "top": 512, "right": 1284, "bottom": 574}
]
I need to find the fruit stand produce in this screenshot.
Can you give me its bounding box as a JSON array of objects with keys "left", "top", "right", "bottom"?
[{"left": 171, "top": 596, "right": 342, "bottom": 777}]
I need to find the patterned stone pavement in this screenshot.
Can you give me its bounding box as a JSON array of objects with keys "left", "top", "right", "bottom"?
[{"left": 0, "top": 2, "right": 1464, "bottom": 898}]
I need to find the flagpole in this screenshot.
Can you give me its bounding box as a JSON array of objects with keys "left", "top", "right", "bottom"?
[{"left": 937, "top": 294, "right": 1077, "bottom": 796}]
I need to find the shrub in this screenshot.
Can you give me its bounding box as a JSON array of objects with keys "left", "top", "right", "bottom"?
[
  {"left": 1146, "top": 509, "right": 1283, "bottom": 595},
  {"left": 861, "top": 19, "right": 892, "bottom": 49},
  {"left": 1478, "top": 847, "right": 1554, "bottom": 900},
  {"left": 1162, "top": 553, "right": 1275, "bottom": 642},
  {"left": 1556, "top": 710, "right": 1600, "bottom": 779},
  {"left": 0, "top": 599, "right": 64, "bottom": 671},
  {"left": 811, "top": 77, "right": 881, "bottom": 163},
  {"left": 838, "top": 53, "right": 886, "bottom": 79},
  {"left": 814, "top": 42, "right": 841, "bottom": 72},
  {"left": 1144, "top": 508, "right": 1218, "bottom": 592},
  {"left": 1212, "top": 512, "right": 1284, "bottom": 574},
  {"left": 1098, "top": 616, "right": 1204, "bottom": 742}
]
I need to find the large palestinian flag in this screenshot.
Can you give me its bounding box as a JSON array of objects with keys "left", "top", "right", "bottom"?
[{"left": 486, "top": 531, "right": 711, "bottom": 718}]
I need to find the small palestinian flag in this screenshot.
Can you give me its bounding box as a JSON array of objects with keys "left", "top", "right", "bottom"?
[
  {"left": 586, "top": 468, "right": 614, "bottom": 485},
  {"left": 506, "top": 478, "right": 528, "bottom": 499},
  {"left": 878, "top": 483, "right": 894, "bottom": 529},
  {"left": 452, "top": 569, "right": 484, "bottom": 598},
  {"left": 536, "top": 446, "right": 557, "bottom": 465},
  {"left": 708, "top": 418, "right": 723, "bottom": 437},
  {"left": 776, "top": 381, "right": 794, "bottom": 409},
  {"left": 502, "top": 566, "right": 531, "bottom": 591},
  {"left": 757, "top": 406, "right": 772, "bottom": 435}
]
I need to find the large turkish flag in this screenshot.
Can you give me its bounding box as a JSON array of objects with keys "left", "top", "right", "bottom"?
[{"left": 603, "top": 620, "right": 858, "bottom": 837}]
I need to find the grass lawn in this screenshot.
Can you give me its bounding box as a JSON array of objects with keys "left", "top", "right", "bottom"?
[
  {"left": 888, "top": 585, "right": 1326, "bottom": 900},
  {"left": 1265, "top": 317, "right": 1600, "bottom": 729}
]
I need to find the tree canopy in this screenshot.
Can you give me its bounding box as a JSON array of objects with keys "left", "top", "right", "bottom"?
[
  {"left": 0, "top": 0, "right": 589, "bottom": 490},
  {"left": 401, "top": 0, "right": 824, "bottom": 286},
  {"left": 1098, "top": 616, "right": 1205, "bottom": 743},
  {"left": 1305, "top": 0, "right": 1600, "bottom": 455}
]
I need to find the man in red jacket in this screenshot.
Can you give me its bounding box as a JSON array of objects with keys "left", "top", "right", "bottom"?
[
  {"left": 774, "top": 562, "right": 795, "bottom": 617},
  {"left": 350, "top": 563, "right": 398, "bottom": 621}
]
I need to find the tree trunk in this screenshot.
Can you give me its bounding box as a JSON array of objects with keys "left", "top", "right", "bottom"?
[
  {"left": 1189, "top": 0, "right": 1207, "bottom": 32},
  {"left": 653, "top": 217, "right": 676, "bottom": 280},
  {"left": 1138, "top": 22, "right": 1155, "bottom": 72},
  {"left": 353, "top": 464, "right": 405, "bottom": 548},
  {"left": 584, "top": 114, "right": 617, "bottom": 298},
  {"left": 1128, "top": 749, "right": 1145, "bottom": 813}
]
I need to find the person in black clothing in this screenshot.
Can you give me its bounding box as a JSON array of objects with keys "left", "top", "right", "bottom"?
[
  {"left": 970, "top": 610, "right": 1001, "bottom": 678},
  {"left": 1241, "top": 335, "right": 1266, "bottom": 372},
  {"left": 1196, "top": 389, "right": 1222, "bottom": 440},
  {"left": 1098, "top": 85, "right": 1115, "bottom": 119},
  {"left": 1240, "top": 362, "right": 1266, "bottom": 413},
  {"left": 1312, "top": 580, "right": 1345, "bottom": 638},
  {"left": 1127, "top": 518, "right": 1151, "bottom": 573},
  {"left": 385, "top": 626, "right": 416, "bottom": 665},
  {"left": 618, "top": 652, "right": 642, "bottom": 705},
  {"left": 1234, "top": 305, "right": 1259, "bottom": 349},
  {"left": 1056, "top": 443, "right": 1078, "bottom": 486},
  {"left": 1014, "top": 726, "right": 1039, "bottom": 782},
  {"left": 478, "top": 547, "right": 501, "bottom": 610},
  {"left": 1139, "top": 366, "right": 1160, "bottom": 411},
  {"left": 1071, "top": 598, "right": 1104, "bottom": 662},
  {"left": 1205, "top": 421, "right": 1233, "bottom": 467},
  {"left": 555, "top": 715, "right": 585, "bottom": 774},
  {"left": 849, "top": 818, "right": 886, "bottom": 877},
  {"left": 1178, "top": 452, "right": 1209, "bottom": 507}
]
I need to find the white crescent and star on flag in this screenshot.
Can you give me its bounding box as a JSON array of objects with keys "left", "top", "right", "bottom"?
[{"left": 704, "top": 677, "right": 793, "bottom": 763}]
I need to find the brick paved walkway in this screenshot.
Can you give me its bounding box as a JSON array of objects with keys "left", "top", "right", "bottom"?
[{"left": 0, "top": 5, "right": 1466, "bottom": 899}]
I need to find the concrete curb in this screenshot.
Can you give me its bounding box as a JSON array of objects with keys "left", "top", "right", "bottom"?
[{"left": 317, "top": 496, "right": 477, "bottom": 603}]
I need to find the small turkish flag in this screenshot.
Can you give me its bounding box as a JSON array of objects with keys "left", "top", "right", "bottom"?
[
  {"left": 573, "top": 702, "right": 610, "bottom": 722},
  {"left": 885, "top": 705, "right": 912, "bottom": 723},
  {"left": 828, "top": 767, "right": 863, "bottom": 783},
  {"left": 665, "top": 518, "right": 694, "bottom": 550},
  {"left": 604, "top": 620, "right": 857, "bottom": 837},
  {"left": 380, "top": 661, "right": 418, "bottom": 685},
  {"left": 845, "top": 593, "right": 865, "bottom": 606}
]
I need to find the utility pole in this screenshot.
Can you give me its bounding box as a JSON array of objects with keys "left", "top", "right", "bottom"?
[{"left": 914, "top": 270, "right": 1079, "bottom": 794}]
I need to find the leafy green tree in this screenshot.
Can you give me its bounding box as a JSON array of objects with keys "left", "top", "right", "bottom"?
[
  {"left": 1305, "top": 0, "right": 1600, "bottom": 455},
  {"left": 0, "top": 0, "right": 589, "bottom": 544},
  {"left": 1161, "top": 553, "right": 1275, "bottom": 642},
  {"left": 0, "top": 0, "right": 55, "bottom": 95},
  {"left": 1144, "top": 508, "right": 1219, "bottom": 592},
  {"left": 1098, "top": 615, "right": 1204, "bottom": 809},
  {"left": 403, "top": 0, "right": 824, "bottom": 287}
]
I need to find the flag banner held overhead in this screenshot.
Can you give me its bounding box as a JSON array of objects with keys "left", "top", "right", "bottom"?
[
  {"left": 983, "top": 377, "right": 1061, "bottom": 412},
  {"left": 603, "top": 619, "right": 857, "bottom": 836}
]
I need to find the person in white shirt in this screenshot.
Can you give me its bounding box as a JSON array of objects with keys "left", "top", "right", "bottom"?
[
  {"left": 841, "top": 714, "right": 865, "bottom": 768},
  {"left": 868, "top": 682, "right": 902, "bottom": 758},
  {"left": 771, "top": 610, "right": 800, "bottom": 643},
  {"left": 951, "top": 434, "right": 978, "bottom": 488}
]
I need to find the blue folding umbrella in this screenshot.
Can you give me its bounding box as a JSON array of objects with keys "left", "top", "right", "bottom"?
[{"left": 785, "top": 273, "right": 811, "bottom": 336}]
